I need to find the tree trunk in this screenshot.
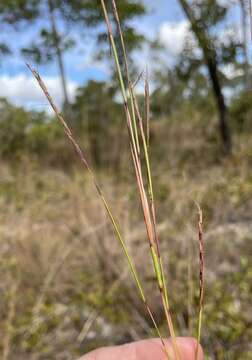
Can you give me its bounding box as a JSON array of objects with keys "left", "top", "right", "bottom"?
[
  {"left": 48, "top": 0, "right": 70, "bottom": 108},
  {"left": 206, "top": 58, "right": 232, "bottom": 154},
  {"left": 239, "top": 0, "right": 250, "bottom": 90},
  {"left": 179, "top": 0, "right": 232, "bottom": 154}
]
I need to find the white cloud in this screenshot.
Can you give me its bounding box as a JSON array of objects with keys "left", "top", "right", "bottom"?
[
  {"left": 216, "top": 0, "right": 230, "bottom": 6},
  {"left": 221, "top": 64, "right": 243, "bottom": 80},
  {"left": 158, "top": 20, "right": 190, "bottom": 56},
  {"left": 0, "top": 73, "right": 78, "bottom": 112},
  {"left": 132, "top": 20, "right": 192, "bottom": 77}
]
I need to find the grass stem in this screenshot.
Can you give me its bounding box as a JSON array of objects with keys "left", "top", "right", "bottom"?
[
  {"left": 195, "top": 204, "right": 204, "bottom": 360},
  {"left": 27, "top": 63, "right": 168, "bottom": 358}
]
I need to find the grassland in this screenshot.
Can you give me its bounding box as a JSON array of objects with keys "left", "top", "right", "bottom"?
[{"left": 0, "top": 113, "right": 252, "bottom": 359}]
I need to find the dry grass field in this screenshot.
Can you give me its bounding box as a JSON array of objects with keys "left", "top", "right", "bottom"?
[{"left": 0, "top": 115, "right": 252, "bottom": 359}]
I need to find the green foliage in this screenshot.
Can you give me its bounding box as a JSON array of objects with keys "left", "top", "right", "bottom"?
[
  {"left": 0, "top": 84, "right": 126, "bottom": 168},
  {"left": 0, "top": 98, "right": 31, "bottom": 157},
  {"left": 22, "top": 28, "right": 75, "bottom": 64},
  {"left": 204, "top": 252, "right": 252, "bottom": 359},
  {"left": 0, "top": 1, "right": 38, "bottom": 63},
  {"left": 18, "top": 1, "right": 145, "bottom": 70},
  {"left": 72, "top": 80, "right": 119, "bottom": 126},
  {"left": 0, "top": 0, "right": 39, "bottom": 23},
  {"left": 0, "top": 98, "right": 59, "bottom": 159},
  {"left": 0, "top": 43, "right": 10, "bottom": 56},
  {"left": 230, "top": 91, "right": 252, "bottom": 132},
  {"left": 71, "top": 80, "right": 121, "bottom": 166},
  {"left": 192, "top": 0, "right": 227, "bottom": 27},
  {"left": 178, "top": 0, "right": 239, "bottom": 78},
  {"left": 152, "top": 66, "right": 216, "bottom": 117}
]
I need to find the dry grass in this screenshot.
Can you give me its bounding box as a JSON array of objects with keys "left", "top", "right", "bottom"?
[{"left": 0, "top": 117, "right": 252, "bottom": 358}]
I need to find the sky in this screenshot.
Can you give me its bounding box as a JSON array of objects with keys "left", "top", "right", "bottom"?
[{"left": 0, "top": 0, "right": 245, "bottom": 110}]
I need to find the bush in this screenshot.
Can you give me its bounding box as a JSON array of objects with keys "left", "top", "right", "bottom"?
[
  {"left": 230, "top": 91, "right": 252, "bottom": 132},
  {"left": 0, "top": 98, "right": 30, "bottom": 157},
  {"left": 0, "top": 98, "right": 63, "bottom": 161}
]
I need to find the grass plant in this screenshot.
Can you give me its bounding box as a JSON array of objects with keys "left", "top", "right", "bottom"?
[{"left": 27, "top": 1, "right": 206, "bottom": 359}]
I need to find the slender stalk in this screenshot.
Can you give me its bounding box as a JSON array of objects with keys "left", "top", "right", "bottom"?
[
  {"left": 187, "top": 239, "right": 193, "bottom": 335},
  {"left": 195, "top": 205, "right": 204, "bottom": 360},
  {"left": 131, "top": 87, "right": 177, "bottom": 336},
  {"left": 108, "top": 0, "right": 160, "bottom": 279},
  {"left": 47, "top": 0, "right": 69, "bottom": 107},
  {"left": 100, "top": 2, "right": 180, "bottom": 358},
  {"left": 250, "top": 0, "right": 252, "bottom": 39},
  {"left": 129, "top": 90, "right": 141, "bottom": 156},
  {"left": 144, "top": 68, "right": 150, "bottom": 149},
  {"left": 111, "top": 0, "right": 140, "bottom": 155},
  {"left": 27, "top": 64, "right": 168, "bottom": 357}
]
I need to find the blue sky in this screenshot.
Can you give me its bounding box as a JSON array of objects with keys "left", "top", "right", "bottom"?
[
  {"left": 0, "top": 1, "right": 183, "bottom": 78},
  {"left": 0, "top": 0, "right": 245, "bottom": 109}
]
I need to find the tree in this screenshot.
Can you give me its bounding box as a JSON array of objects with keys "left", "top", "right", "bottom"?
[
  {"left": 71, "top": 80, "right": 121, "bottom": 167},
  {"left": 20, "top": 0, "right": 146, "bottom": 108},
  {"left": 178, "top": 0, "right": 236, "bottom": 154},
  {"left": 96, "top": 0, "right": 145, "bottom": 80},
  {"left": 0, "top": 97, "right": 49, "bottom": 157},
  {"left": 22, "top": 0, "right": 76, "bottom": 108},
  {"left": 0, "top": 0, "right": 38, "bottom": 62},
  {"left": 239, "top": 0, "right": 251, "bottom": 90}
]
